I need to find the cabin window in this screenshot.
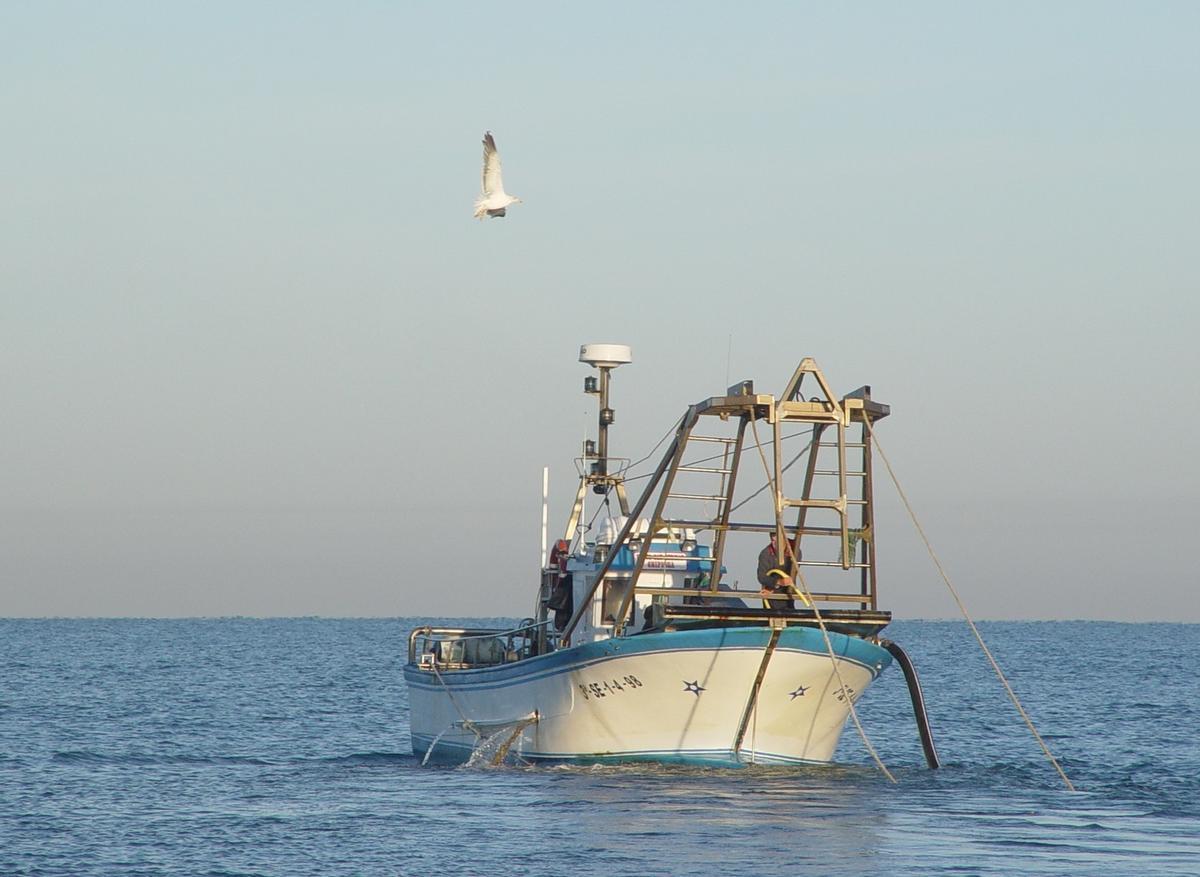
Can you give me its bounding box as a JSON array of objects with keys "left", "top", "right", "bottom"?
[{"left": 682, "top": 574, "right": 712, "bottom": 606}]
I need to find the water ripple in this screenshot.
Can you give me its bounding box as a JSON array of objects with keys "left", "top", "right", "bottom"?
[{"left": 1, "top": 618, "right": 1196, "bottom": 877}]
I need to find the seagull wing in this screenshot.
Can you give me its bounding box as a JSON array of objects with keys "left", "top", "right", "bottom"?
[{"left": 481, "top": 131, "right": 507, "bottom": 198}]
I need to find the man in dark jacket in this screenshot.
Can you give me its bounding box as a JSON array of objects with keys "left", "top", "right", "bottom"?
[{"left": 757, "top": 531, "right": 795, "bottom": 609}]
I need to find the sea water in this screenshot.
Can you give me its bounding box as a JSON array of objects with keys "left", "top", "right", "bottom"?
[{"left": 1, "top": 618, "right": 1197, "bottom": 876}]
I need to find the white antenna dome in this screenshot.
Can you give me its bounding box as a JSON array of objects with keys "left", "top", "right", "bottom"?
[{"left": 579, "top": 343, "right": 632, "bottom": 369}]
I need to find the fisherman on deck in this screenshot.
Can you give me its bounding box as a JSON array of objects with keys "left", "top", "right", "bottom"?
[{"left": 757, "top": 531, "right": 796, "bottom": 610}]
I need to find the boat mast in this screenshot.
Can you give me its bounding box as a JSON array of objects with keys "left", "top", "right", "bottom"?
[
  {"left": 540, "top": 466, "right": 549, "bottom": 569},
  {"left": 562, "top": 344, "right": 632, "bottom": 542}
]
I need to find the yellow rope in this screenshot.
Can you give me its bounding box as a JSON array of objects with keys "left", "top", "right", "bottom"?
[
  {"left": 863, "top": 416, "right": 1076, "bottom": 792},
  {"left": 750, "top": 418, "right": 896, "bottom": 783}
]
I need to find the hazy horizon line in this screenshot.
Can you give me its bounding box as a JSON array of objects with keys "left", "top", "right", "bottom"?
[{"left": 2, "top": 615, "right": 1193, "bottom": 624}]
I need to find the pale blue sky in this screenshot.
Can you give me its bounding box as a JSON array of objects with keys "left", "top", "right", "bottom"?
[{"left": 3, "top": 2, "right": 1198, "bottom": 619}]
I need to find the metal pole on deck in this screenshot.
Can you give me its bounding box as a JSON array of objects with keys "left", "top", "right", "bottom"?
[{"left": 540, "top": 466, "right": 549, "bottom": 569}]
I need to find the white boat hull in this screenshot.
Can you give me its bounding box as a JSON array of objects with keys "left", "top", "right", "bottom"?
[{"left": 404, "top": 626, "right": 893, "bottom": 766}]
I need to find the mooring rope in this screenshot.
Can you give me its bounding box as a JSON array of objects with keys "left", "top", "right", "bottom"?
[
  {"left": 749, "top": 418, "right": 896, "bottom": 783},
  {"left": 430, "top": 658, "right": 480, "bottom": 740},
  {"left": 862, "top": 416, "right": 1076, "bottom": 792},
  {"left": 428, "top": 645, "right": 541, "bottom": 767}
]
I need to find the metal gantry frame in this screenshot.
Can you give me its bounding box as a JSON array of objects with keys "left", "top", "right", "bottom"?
[{"left": 554, "top": 357, "right": 891, "bottom": 642}]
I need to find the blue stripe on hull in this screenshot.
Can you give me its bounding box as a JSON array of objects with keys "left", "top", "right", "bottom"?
[
  {"left": 406, "top": 626, "right": 892, "bottom": 768},
  {"left": 403, "top": 624, "right": 892, "bottom": 692}
]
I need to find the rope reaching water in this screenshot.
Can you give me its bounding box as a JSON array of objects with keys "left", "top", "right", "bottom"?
[
  {"left": 429, "top": 659, "right": 539, "bottom": 767},
  {"left": 419, "top": 658, "right": 480, "bottom": 765},
  {"left": 863, "top": 417, "right": 1076, "bottom": 793},
  {"left": 749, "top": 418, "right": 896, "bottom": 783}
]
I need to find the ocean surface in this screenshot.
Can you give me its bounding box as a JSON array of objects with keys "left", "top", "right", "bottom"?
[{"left": 1, "top": 618, "right": 1197, "bottom": 876}]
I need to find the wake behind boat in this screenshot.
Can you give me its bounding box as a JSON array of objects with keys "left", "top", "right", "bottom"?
[{"left": 404, "top": 344, "right": 938, "bottom": 767}]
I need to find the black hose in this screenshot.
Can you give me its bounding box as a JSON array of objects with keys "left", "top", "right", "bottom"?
[{"left": 880, "top": 638, "right": 940, "bottom": 769}]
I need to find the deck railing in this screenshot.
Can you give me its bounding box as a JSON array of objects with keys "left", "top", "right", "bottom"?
[{"left": 407, "top": 620, "right": 554, "bottom": 669}]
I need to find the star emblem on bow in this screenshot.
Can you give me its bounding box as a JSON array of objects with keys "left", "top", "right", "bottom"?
[{"left": 683, "top": 680, "right": 705, "bottom": 697}]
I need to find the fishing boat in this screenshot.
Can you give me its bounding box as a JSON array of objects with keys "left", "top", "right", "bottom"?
[{"left": 404, "top": 344, "right": 938, "bottom": 767}]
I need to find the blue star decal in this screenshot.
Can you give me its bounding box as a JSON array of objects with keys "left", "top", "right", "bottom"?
[
  {"left": 683, "top": 680, "right": 705, "bottom": 697},
  {"left": 788, "top": 684, "right": 809, "bottom": 700}
]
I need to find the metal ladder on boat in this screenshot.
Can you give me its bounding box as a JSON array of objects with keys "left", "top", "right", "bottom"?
[
  {"left": 562, "top": 362, "right": 891, "bottom": 637},
  {"left": 658, "top": 421, "right": 747, "bottom": 601},
  {"left": 606, "top": 405, "right": 740, "bottom": 634},
  {"left": 775, "top": 364, "right": 880, "bottom": 609},
  {"left": 603, "top": 369, "right": 882, "bottom": 633},
  {"left": 656, "top": 364, "right": 882, "bottom": 611}
]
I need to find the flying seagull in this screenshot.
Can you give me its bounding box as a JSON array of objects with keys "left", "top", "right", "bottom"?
[{"left": 473, "top": 131, "right": 522, "bottom": 219}]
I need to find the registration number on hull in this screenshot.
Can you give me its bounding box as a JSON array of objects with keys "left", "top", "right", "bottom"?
[{"left": 578, "top": 674, "right": 644, "bottom": 700}]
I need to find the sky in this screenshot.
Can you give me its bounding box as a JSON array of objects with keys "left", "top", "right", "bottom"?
[{"left": 2, "top": 2, "right": 1198, "bottom": 620}]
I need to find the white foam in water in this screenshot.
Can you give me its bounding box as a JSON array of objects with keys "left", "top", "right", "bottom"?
[
  {"left": 463, "top": 718, "right": 536, "bottom": 768},
  {"left": 420, "top": 727, "right": 452, "bottom": 767}
]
